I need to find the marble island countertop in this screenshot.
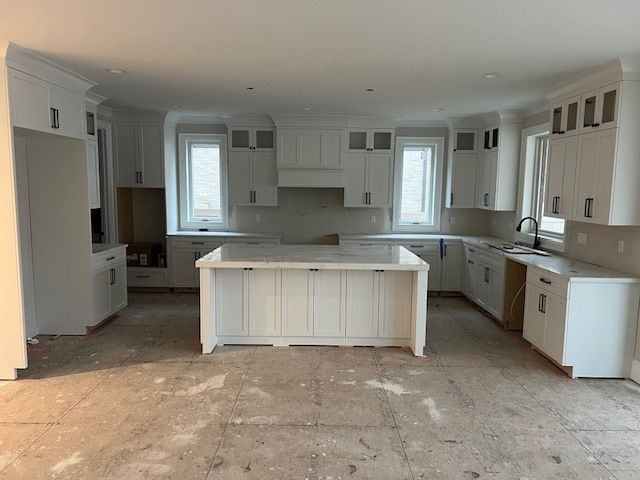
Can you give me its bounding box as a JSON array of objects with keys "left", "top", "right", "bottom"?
[
  {"left": 339, "top": 234, "right": 639, "bottom": 282},
  {"left": 196, "top": 244, "right": 429, "bottom": 271},
  {"left": 92, "top": 243, "right": 127, "bottom": 255}
]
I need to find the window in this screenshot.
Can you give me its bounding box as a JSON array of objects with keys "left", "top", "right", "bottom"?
[
  {"left": 178, "top": 134, "right": 227, "bottom": 229},
  {"left": 393, "top": 137, "right": 444, "bottom": 231},
  {"left": 517, "top": 125, "right": 565, "bottom": 249},
  {"left": 531, "top": 135, "right": 565, "bottom": 236}
]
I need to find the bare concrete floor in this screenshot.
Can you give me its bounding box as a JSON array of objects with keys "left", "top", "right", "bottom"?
[{"left": 1, "top": 294, "right": 640, "bottom": 479}]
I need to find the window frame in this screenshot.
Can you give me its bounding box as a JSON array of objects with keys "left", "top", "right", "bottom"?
[
  {"left": 392, "top": 136, "right": 444, "bottom": 232},
  {"left": 515, "top": 124, "right": 565, "bottom": 251},
  {"left": 178, "top": 133, "right": 228, "bottom": 231}
]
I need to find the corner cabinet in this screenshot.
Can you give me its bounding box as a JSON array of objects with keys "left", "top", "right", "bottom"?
[
  {"left": 8, "top": 68, "right": 85, "bottom": 139},
  {"left": 114, "top": 122, "right": 164, "bottom": 188},
  {"left": 344, "top": 153, "right": 393, "bottom": 207}
]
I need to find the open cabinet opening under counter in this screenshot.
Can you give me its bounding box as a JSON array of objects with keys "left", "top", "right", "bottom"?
[{"left": 196, "top": 244, "right": 429, "bottom": 356}]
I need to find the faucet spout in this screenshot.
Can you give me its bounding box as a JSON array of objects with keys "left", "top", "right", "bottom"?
[{"left": 515, "top": 216, "right": 541, "bottom": 250}]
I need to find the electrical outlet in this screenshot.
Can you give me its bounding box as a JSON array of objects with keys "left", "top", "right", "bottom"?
[
  {"left": 618, "top": 240, "right": 625, "bottom": 253},
  {"left": 370, "top": 215, "right": 376, "bottom": 224},
  {"left": 577, "top": 233, "right": 588, "bottom": 245},
  {"left": 255, "top": 213, "right": 261, "bottom": 223},
  {"left": 449, "top": 216, "right": 456, "bottom": 225}
]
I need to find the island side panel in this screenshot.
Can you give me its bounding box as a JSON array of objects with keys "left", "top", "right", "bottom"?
[
  {"left": 200, "top": 267, "right": 217, "bottom": 353},
  {"left": 410, "top": 269, "right": 428, "bottom": 356}
]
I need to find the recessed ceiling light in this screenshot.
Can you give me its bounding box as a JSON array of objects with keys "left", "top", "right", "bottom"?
[
  {"left": 106, "top": 68, "right": 126, "bottom": 74},
  {"left": 483, "top": 72, "right": 502, "bottom": 79},
  {"left": 365, "top": 88, "right": 375, "bottom": 92},
  {"left": 302, "top": 106, "right": 313, "bottom": 111},
  {"left": 245, "top": 86, "right": 254, "bottom": 90},
  {"left": 171, "top": 104, "right": 184, "bottom": 109},
  {"left": 433, "top": 107, "right": 445, "bottom": 112}
]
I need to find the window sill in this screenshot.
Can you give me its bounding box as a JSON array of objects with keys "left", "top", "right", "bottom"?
[{"left": 392, "top": 224, "right": 441, "bottom": 233}]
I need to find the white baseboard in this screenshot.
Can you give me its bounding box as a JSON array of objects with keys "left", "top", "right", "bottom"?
[{"left": 631, "top": 359, "right": 640, "bottom": 385}]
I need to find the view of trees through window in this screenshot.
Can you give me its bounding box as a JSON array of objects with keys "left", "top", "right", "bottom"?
[
  {"left": 189, "top": 144, "right": 221, "bottom": 221},
  {"left": 399, "top": 145, "right": 435, "bottom": 225}
]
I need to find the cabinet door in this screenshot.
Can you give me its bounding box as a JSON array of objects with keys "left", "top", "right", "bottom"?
[
  {"left": 348, "top": 130, "right": 368, "bottom": 152},
  {"left": 371, "top": 130, "right": 393, "bottom": 153},
  {"left": 476, "top": 263, "right": 490, "bottom": 307},
  {"left": 252, "top": 152, "right": 278, "bottom": 206},
  {"left": 253, "top": 128, "right": 275, "bottom": 151},
  {"left": 86, "top": 140, "right": 101, "bottom": 209},
  {"left": 463, "top": 254, "right": 478, "bottom": 299},
  {"left": 344, "top": 154, "right": 368, "bottom": 207},
  {"left": 322, "top": 131, "right": 344, "bottom": 168},
  {"left": 550, "top": 103, "right": 563, "bottom": 137},
  {"left": 564, "top": 96, "right": 580, "bottom": 135},
  {"left": 50, "top": 84, "right": 84, "bottom": 139},
  {"left": 486, "top": 151, "right": 499, "bottom": 209},
  {"left": 417, "top": 251, "right": 441, "bottom": 291},
  {"left": 448, "top": 153, "right": 477, "bottom": 208},
  {"left": 580, "top": 89, "right": 599, "bottom": 133},
  {"left": 378, "top": 271, "right": 412, "bottom": 338},
  {"left": 282, "top": 269, "right": 313, "bottom": 336},
  {"left": 597, "top": 83, "right": 620, "bottom": 129},
  {"left": 486, "top": 267, "right": 504, "bottom": 319},
  {"left": 114, "top": 123, "right": 139, "bottom": 187},
  {"left": 248, "top": 269, "right": 281, "bottom": 336},
  {"left": 139, "top": 123, "right": 164, "bottom": 187},
  {"left": 543, "top": 292, "right": 567, "bottom": 364},
  {"left": 298, "top": 131, "right": 323, "bottom": 167},
  {"left": 590, "top": 128, "right": 616, "bottom": 225},
  {"left": 545, "top": 137, "right": 577, "bottom": 219},
  {"left": 453, "top": 129, "right": 477, "bottom": 153},
  {"left": 475, "top": 152, "right": 492, "bottom": 208},
  {"left": 367, "top": 154, "right": 393, "bottom": 207},
  {"left": 523, "top": 284, "right": 545, "bottom": 348},
  {"left": 170, "top": 249, "right": 199, "bottom": 287},
  {"left": 346, "top": 270, "right": 378, "bottom": 337},
  {"left": 277, "top": 130, "right": 299, "bottom": 168},
  {"left": 8, "top": 69, "right": 51, "bottom": 132},
  {"left": 228, "top": 151, "right": 254, "bottom": 206},
  {"left": 314, "top": 270, "right": 346, "bottom": 337},
  {"left": 441, "top": 242, "right": 462, "bottom": 291},
  {"left": 109, "top": 263, "right": 128, "bottom": 312},
  {"left": 230, "top": 128, "right": 251, "bottom": 150},
  {"left": 216, "top": 268, "right": 246, "bottom": 336},
  {"left": 91, "top": 268, "right": 111, "bottom": 324}
]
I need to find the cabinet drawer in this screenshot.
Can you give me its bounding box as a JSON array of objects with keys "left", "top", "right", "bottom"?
[
  {"left": 128, "top": 268, "right": 168, "bottom": 287},
  {"left": 341, "top": 240, "right": 392, "bottom": 247},
  {"left": 396, "top": 242, "right": 439, "bottom": 255},
  {"left": 92, "top": 248, "right": 126, "bottom": 269},
  {"left": 168, "top": 237, "right": 223, "bottom": 251},
  {"left": 527, "top": 267, "right": 568, "bottom": 299},
  {"left": 225, "top": 238, "right": 281, "bottom": 246}
]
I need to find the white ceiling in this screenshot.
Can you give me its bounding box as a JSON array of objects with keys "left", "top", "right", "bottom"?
[{"left": 3, "top": 0, "right": 640, "bottom": 120}]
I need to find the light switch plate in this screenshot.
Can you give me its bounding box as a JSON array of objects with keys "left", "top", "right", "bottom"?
[
  {"left": 618, "top": 240, "right": 625, "bottom": 253},
  {"left": 255, "top": 214, "right": 261, "bottom": 223},
  {"left": 577, "top": 233, "right": 588, "bottom": 245},
  {"left": 449, "top": 216, "right": 456, "bottom": 225},
  {"left": 370, "top": 215, "right": 376, "bottom": 223}
]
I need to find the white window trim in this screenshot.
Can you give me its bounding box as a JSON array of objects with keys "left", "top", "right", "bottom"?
[
  {"left": 178, "top": 133, "right": 228, "bottom": 231},
  {"left": 515, "top": 123, "right": 565, "bottom": 252},
  {"left": 392, "top": 136, "right": 444, "bottom": 232}
]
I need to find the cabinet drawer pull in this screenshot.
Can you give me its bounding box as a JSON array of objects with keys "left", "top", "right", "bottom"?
[
  {"left": 106, "top": 256, "right": 115, "bottom": 261},
  {"left": 539, "top": 277, "right": 552, "bottom": 285},
  {"left": 410, "top": 245, "right": 424, "bottom": 248},
  {"left": 468, "top": 260, "right": 474, "bottom": 265},
  {"left": 538, "top": 293, "right": 543, "bottom": 312},
  {"left": 136, "top": 275, "right": 150, "bottom": 279},
  {"left": 191, "top": 242, "right": 205, "bottom": 245},
  {"left": 468, "top": 248, "right": 475, "bottom": 253},
  {"left": 591, "top": 123, "right": 600, "bottom": 127}
]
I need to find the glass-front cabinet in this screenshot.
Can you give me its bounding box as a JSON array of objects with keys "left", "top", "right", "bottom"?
[
  {"left": 347, "top": 129, "right": 393, "bottom": 153},
  {"left": 453, "top": 129, "right": 477, "bottom": 153},
  {"left": 482, "top": 126, "right": 499, "bottom": 151},
  {"left": 550, "top": 96, "right": 580, "bottom": 139},
  {"left": 579, "top": 83, "right": 620, "bottom": 134},
  {"left": 230, "top": 127, "right": 275, "bottom": 151}
]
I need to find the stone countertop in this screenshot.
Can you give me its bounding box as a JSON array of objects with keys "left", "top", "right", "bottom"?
[
  {"left": 196, "top": 244, "right": 429, "bottom": 271},
  {"left": 339, "top": 233, "right": 639, "bottom": 282},
  {"left": 166, "top": 231, "right": 282, "bottom": 239},
  {"left": 92, "top": 243, "right": 127, "bottom": 255}
]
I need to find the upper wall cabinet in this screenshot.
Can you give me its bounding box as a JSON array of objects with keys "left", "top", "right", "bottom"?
[
  {"left": 347, "top": 129, "right": 393, "bottom": 153},
  {"left": 579, "top": 83, "right": 620, "bottom": 134},
  {"left": 8, "top": 68, "right": 85, "bottom": 139},
  {"left": 277, "top": 128, "right": 345, "bottom": 170},
  {"left": 550, "top": 96, "right": 580, "bottom": 138},
  {"left": 229, "top": 150, "right": 278, "bottom": 207},
  {"left": 114, "top": 121, "right": 164, "bottom": 188},
  {"left": 452, "top": 128, "right": 477, "bottom": 154},
  {"left": 230, "top": 127, "right": 275, "bottom": 152}
]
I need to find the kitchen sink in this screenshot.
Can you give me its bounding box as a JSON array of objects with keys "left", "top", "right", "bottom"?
[{"left": 484, "top": 242, "right": 551, "bottom": 256}]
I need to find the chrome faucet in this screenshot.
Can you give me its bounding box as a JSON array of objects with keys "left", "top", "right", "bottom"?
[{"left": 515, "top": 216, "right": 541, "bottom": 250}]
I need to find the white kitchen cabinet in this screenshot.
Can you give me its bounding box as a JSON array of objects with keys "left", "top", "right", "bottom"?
[
  {"left": 378, "top": 270, "right": 412, "bottom": 338},
  {"left": 90, "top": 247, "right": 127, "bottom": 327},
  {"left": 170, "top": 249, "right": 202, "bottom": 288},
  {"left": 214, "top": 267, "right": 280, "bottom": 337},
  {"left": 86, "top": 139, "right": 100, "bottom": 209},
  {"left": 346, "top": 270, "right": 378, "bottom": 337},
  {"left": 281, "top": 269, "right": 314, "bottom": 336},
  {"left": 462, "top": 246, "right": 478, "bottom": 299},
  {"left": 399, "top": 242, "right": 441, "bottom": 291},
  {"left": 228, "top": 150, "right": 277, "bottom": 206},
  {"left": 545, "top": 136, "right": 577, "bottom": 219},
  {"left": 313, "top": 269, "right": 346, "bottom": 337},
  {"left": 447, "top": 153, "right": 477, "bottom": 208},
  {"left": 574, "top": 129, "right": 615, "bottom": 224},
  {"left": 277, "top": 128, "right": 345, "bottom": 169},
  {"left": 8, "top": 68, "right": 85, "bottom": 139},
  {"left": 579, "top": 83, "right": 620, "bottom": 134},
  {"left": 475, "top": 260, "right": 504, "bottom": 320},
  {"left": 347, "top": 129, "right": 394, "bottom": 153},
  {"left": 344, "top": 153, "right": 393, "bottom": 207},
  {"left": 550, "top": 95, "right": 580, "bottom": 138},
  {"left": 441, "top": 241, "right": 462, "bottom": 291},
  {"left": 475, "top": 150, "right": 493, "bottom": 208},
  {"left": 230, "top": 127, "right": 275, "bottom": 152},
  {"left": 114, "top": 121, "right": 164, "bottom": 188}
]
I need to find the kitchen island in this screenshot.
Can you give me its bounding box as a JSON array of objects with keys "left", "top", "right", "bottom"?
[{"left": 196, "top": 244, "right": 429, "bottom": 355}]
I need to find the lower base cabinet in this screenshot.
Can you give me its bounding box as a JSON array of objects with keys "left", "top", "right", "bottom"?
[
  {"left": 462, "top": 245, "right": 505, "bottom": 322},
  {"left": 91, "top": 260, "right": 127, "bottom": 326},
  {"left": 214, "top": 268, "right": 412, "bottom": 342}
]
